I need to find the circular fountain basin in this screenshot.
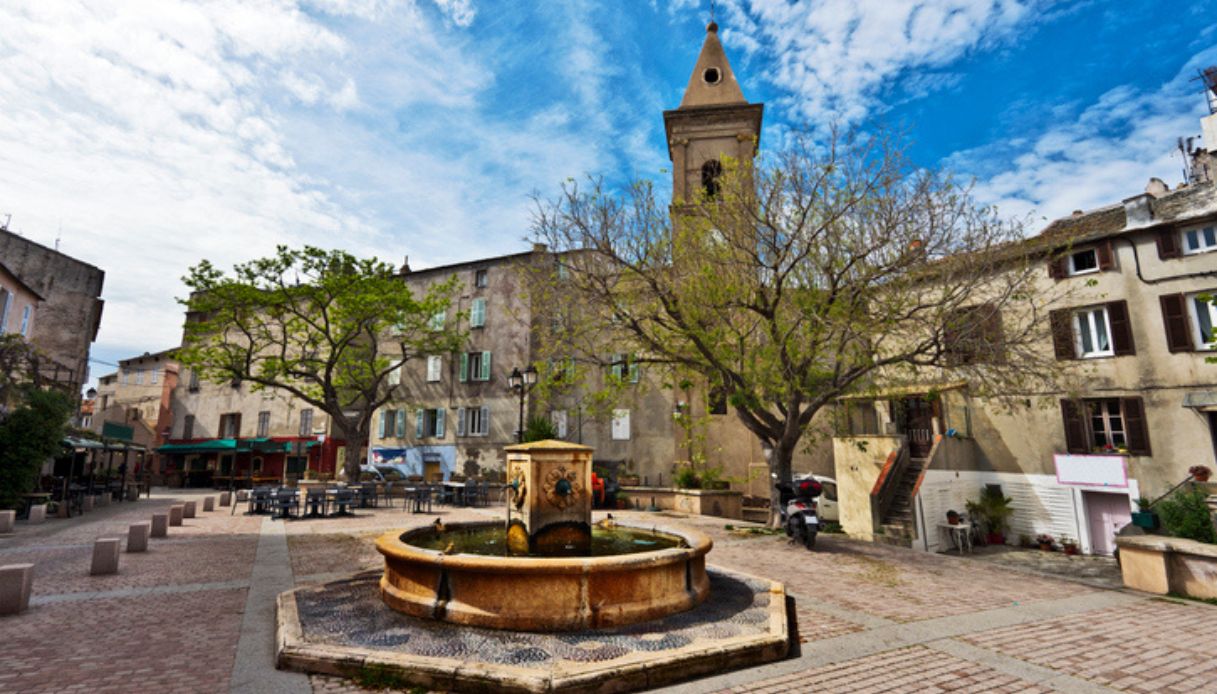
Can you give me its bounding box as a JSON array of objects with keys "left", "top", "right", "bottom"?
[{"left": 376, "top": 519, "right": 712, "bottom": 631}]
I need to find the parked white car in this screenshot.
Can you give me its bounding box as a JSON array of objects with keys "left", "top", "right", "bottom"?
[{"left": 794, "top": 473, "right": 839, "bottom": 522}]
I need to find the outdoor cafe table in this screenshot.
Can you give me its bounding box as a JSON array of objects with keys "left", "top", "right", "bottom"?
[{"left": 443, "top": 481, "right": 467, "bottom": 506}]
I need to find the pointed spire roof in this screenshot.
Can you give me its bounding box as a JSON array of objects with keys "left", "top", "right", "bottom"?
[{"left": 678, "top": 21, "right": 748, "bottom": 109}]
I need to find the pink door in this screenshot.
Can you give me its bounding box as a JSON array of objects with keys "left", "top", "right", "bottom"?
[{"left": 1084, "top": 492, "right": 1132, "bottom": 555}]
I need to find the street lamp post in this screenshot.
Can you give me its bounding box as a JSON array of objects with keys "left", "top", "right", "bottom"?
[{"left": 508, "top": 365, "right": 538, "bottom": 443}]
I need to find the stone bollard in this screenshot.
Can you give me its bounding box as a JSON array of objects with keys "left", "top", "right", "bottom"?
[
  {"left": 90, "top": 538, "right": 120, "bottom": 575},
  {"left": 127, "top": 522, "right": 151, "bottom": 553},
  {"left": 236, "top": 490, "right": 249, "bottom": 503},
  {"left": 203, "top": 497, "right": 215, "bottom": 512},
  {"left": 169, "top": 505, "right": 184, "bottom": 527},
  {"left": 0, "top": 510, "right": 14, "bottom": 534},
  {"left": 26, "top": 504, "right": 47, "bottom": 524},
  {"left": 82, "top": 495, "right": 94, "bottom": 512},
  {"left": 0, "top": 563, "right": 35, "bottom": 616},
  {"left": 98, "top": 493, "right": 111, "bottom": 507},
  {"left": 150, "top": 513, "right": 168, "bottom": 538},
  {"left": 183, "top": 501, "right": 196, "bottom": 519},
  {"left": 219, "top": 491, "right": 232, "bottom": 507}
]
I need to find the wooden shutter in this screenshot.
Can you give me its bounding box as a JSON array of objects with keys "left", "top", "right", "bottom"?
[
  {"left": 480, "top": 351, "right": 491, "bottom": 381},
  {"left": 415, "top": 409, "right": 424, "bottom": 438},
  {"left": 435, "top": 409, "right": 445, "bottom": 437},
  {"left": 1121, "top": 397, "right": 1151, "bottom": 456},
  {"left": 1096, "top": 239, "right": 1115, "bottom": 271},
  {"left": 480, "top": 406, "right": 490, "bottom": 436},
  {"left": 1106, "top": 300, "right": 1135, "bottom": 355},
  {"left": 459, "top": 353, "right": 468, "bottom": 382},
  {"left": 233, "top": 414, "right": 241, "bottom": 438},
  {"left": 1159, "top": 293, "right": 1193, "bottom": 352},
  {"left": 471, "top": 298, "right": 485, "bottom": 328},
  {"left": 378, "top": 411, "right": 387, "bottom": 439},
  {"left": 1049, "top": 309, "right": 1076, "bottom": 360},
  {"left": 1060, "top": 400, "right": 1088, "bottom": 453},
  {"left": 456, "top": 407, "right": 466, "bottom": 436},
  {"left": 628, "top": 356, "right": 640, "bottom": 383},
  {"left": 1047, "top": 255, "right": 1067, "bottom": 280},
  {"left": 1156, "top": 229, "right": 1182, "bottom": 259},
  {"left": 395, "top": 410, "right": 407, "bottom": 438}
]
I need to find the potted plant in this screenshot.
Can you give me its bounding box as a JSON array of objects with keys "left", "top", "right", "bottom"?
[
  {"left": 1189, "top": 465, "right": 1212, "bottom": 483},
  {"left": 946, "top": 509, "right": 961, "bottom": 526},
  {"left": 1131, "top": 496, "right": 1159, "bottom": 530},
  {"left": 615, "top": 492, "right": 630, "bottom": 510},
  {"left": 1035, "top": 533, "right": 1055, "bottom": 551},
  {"left": 1059, "top": 536, "right": 1079, "bottom": 556},
  {"left": 966, "top": 486, "right": 1014, "bottom": 545}
]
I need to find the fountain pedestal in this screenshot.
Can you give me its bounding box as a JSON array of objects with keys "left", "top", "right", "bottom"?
[{"left": 505, "top": 440, "right": 593, "bottom": 555}]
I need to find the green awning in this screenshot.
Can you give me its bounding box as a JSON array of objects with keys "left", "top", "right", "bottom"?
[
  {"left": 158, "top": 439, "right": 239, "bottom": 454},
  {"left": 63, "top": 436, "right": 106, "bottom": 450}
]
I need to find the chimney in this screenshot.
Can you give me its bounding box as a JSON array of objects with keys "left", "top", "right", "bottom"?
[
  {"left": 1122, "top": 193, "right": 1154, "bottom": 228},
  {"left": 532, "top": 242, "right": 549, "bottom": 254},
  {"left": 1144, "top": 178, "right": 1169, "bottom": 197},
  {"left": 399, "top": 255, "right": 411, "bottom": 274}
]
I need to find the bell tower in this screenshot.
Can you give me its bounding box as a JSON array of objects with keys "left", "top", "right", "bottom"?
[{"left": 663, "top": 21, "right": 764, "bottom": 205}]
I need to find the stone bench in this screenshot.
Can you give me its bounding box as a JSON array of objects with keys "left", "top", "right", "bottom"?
[
  {"left": 0, "top": 563, "right": 34, "bottom": 616},
  {"left": 26, "top": 504, "right": 47, "bottom": 524},
  {"left": 168, "top": 505, "right": 184, "bottom": 527},
  {"left": 0, "top": 509, "right": 15, "bottom": 534},
  {"left": 203, "top": 496, "right": 215, "bottom": 512},
  {"left": 183, "top": 501, "right": 197, "bottom": 519},
  {"left": 127, "top": 522, "right": 151, "bottom": 553},
  {"left": 151, "top": 513, "right": 168, "bottom": 538},
  {"left": 219, "top": 491, "right": 232, "bottom": 507},
  {"left": 90, "top": 538, "right": 120, "bottom": 575}
]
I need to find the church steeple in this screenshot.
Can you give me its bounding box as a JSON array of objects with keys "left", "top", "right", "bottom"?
[
  {"left": 663, "top": 21, "right": 764, "bottom": 205},
  {"left": 678, "top": 22, "right": 748, "bottom": 108}
]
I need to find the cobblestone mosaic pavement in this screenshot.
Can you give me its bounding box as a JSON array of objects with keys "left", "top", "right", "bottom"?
[{"left": 4, "top": 496, "right": 1217, "bottom": 693}]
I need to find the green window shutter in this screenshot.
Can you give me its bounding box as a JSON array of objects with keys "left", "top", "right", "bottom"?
[
  {"left": 481, "top": 351, "right": 492, "bottom": 381},
  {"left": 480, "top": 405, "right": 490, "bottom": 436},
  {"left": 435, "top": 409, "right": 445, "bottom": 437},
  {"left": 415, "top": 409, "right": 424, "bottom": 438},
  {"left": 395, "top": 410, "right": 407, "bottom": 438},
  {"left": 628, "top": 357, "right": 640, "bottom": 383},
  {"left": 378, "top": 411, "right": 388, "bottom": 439},
  {"left": 471, "top": 298, "right": 486, "bottom": 327},
  {"left": 459, "top": 353, "right": 469, "bottom": 382},
  {"left": 456, "top": 407, "right": 466, "bottom": 436}
]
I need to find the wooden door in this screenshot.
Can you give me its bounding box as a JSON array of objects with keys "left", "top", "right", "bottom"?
[
  {"left": 898, "top": 397, "right": 936, "bottom": 458},
  {"left": 1084, "top": 492, "right": 1131, "bottom": 555}
]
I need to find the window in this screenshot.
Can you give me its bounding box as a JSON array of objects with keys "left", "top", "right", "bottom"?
[
  {"left": 19, "top": 305, "right": 31, "bottom": 336},
  {"left": 189, "top": 369, "right": 200, "bottom": 392},
  {"left": 388, "top": 362, "right": 402, "bottom": 386},
  {"left": 149, "top": 368, "right": 159, "bottom": 385},
  {"left": 551, "top": 410, "right": 568, "bottom": 438},
  {"left": 257, "top": 411, "right": 270, "bottom": 437},
  {"left": 611, "top": 409, "right": 630, "bottom": 440},
  {"left": 703, "top": 66, "right": 721, "bottom": 84},
  {"left": 1051, "top": 302, "right": 1134, "bottom": 359},
  {"left": 128, "top": 407, "right": 140, "bottom": 421},
  {"left": 299, "top": 409, "right": 313, "bottom": 437},
  {"left": 1060, "top": 397, "right": 1150, "bottom": 455},
  {"left": 429, "top": 310, "right": 446, "bottom": 331},
  {"left": 1074, "top": 307, "right": 1112, "bottom": 358},
  {"left": 943, "top": 303, "right": 1004, "bottom": 365},
  {"left": 1067, "top": 248, "right": 1098, "bottom": 275},
  {"left": 470, "top": 298, "right": 486, "bottom": 328},
  {"left": 475, "top": 269, "right": 488, "bottom": 288},
  {"left": 396, "top": 409, "right": 407, "bottom": 438},
  {"left": 609, "top": 354, "right": 640, "bottom": 383},
  {"left": 426, "top": 355, "right": 442, "bottom": 382},
  {"left": 135, "top": 369, "right": 144, "bottom": 385},
  {"left": 1189, "top": 292, "right": 1217, "bottom": 349},
  {"left": 379, "top": 409, "right": 395, "bottom": 439},
  {"left": 460, "top": 351, "right": 491, "bottom": 382},
  {"left": 183, "top": 415, "right": 195, "bottom": 439},
  {"left": 0, "top": 289, "right": 11, "bottom": 333},
  {"left": 219, "top": 413, "right": 240, "bottom": 438},
  {"left": 701, "top": 159, "right": 722, "bottom": 199},
  {"left": 415, "top": 408, "right": 445, "bottom": 438},
  {"left": 1183, "top": 225, "right": 1217, "bottom": 255},
  {"left": 121, "top": 370, "right": 128, "bottom": 385},
  {"left": 458, "top": 406, "right": 490, "bottom": 436},
  {"left": 709, "top": 386, "right": 728, "bottom": 415}
]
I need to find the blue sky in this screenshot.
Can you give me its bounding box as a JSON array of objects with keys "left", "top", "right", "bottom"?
[{"left": 0, "top": 0, "right": 1215, "bottom": 378}]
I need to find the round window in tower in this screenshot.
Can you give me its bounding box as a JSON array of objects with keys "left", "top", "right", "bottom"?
[{"left": 703, "top": 67, "right": 721, "bottom": 84}]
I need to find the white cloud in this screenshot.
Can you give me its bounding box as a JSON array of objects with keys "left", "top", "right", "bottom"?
[
  {"left": 719, "top": 0, "right": 1046, "bottom": 125},
  {"left": 432, "top": 0, "right": 475, "bottom": 28},
  {"left": 949, "top": 45, "right": 1217, "bottom": 226}
]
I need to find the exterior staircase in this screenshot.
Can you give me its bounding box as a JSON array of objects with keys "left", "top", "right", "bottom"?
[{"left": 876, "top": 457, "right": 926, "bottom": 546}]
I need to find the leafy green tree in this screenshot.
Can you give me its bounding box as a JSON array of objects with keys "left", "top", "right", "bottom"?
[
  {"left": 178, "top": 246, "right": 466, "bottom": 480},
  {"left": 0, "top": 388, "right": 72, "bottom": 509},
  {"left": 531, "top": 130, "right": 1062, "bottom": 523},
  {"left": 0, "top": 333, "right": 43, "bottom": 410},
  {"left": 1157, "top": 487, "right": 1217, "bottom": 544}
]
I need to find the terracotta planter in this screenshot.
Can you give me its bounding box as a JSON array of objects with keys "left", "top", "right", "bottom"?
[
  {"left": 616, "top": 498, "right": 629, "bottom": 510},
  {"left": 1193, "top": 471, "right": 1212, "bottom": 483},
  {"left": 1039, "top": 543, "right": 1053, "bottom": 551},
  {"left": 985, "top": 532, "right": 1005, "bottom": 545},
  {"left": 1063, "top": 545, "right": 1079, "bottom": 556}
]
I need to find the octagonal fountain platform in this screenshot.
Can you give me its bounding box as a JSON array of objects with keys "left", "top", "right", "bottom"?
[{"left": 275, "top": 441, "right": 789, "bottom": 692}]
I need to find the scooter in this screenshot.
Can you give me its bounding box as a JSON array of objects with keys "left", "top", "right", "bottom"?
[{"left": 775, "top": 477, "right": 823, "bottom": 550}]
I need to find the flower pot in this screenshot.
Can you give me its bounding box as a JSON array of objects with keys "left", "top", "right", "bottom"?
[
  {"left": 1063, "top": 545, "right": 1079, "bottom": 556},
  {"left": 616, "top": 498, "right": 628, "bottom": 510},
  {"left": 948, "top": 518, "right": 960, "bottom": 526},
  {"left": 1131, "top": 511, "right": 1159, "bottom": 530},
  {"left": 1194, "top": 470, "right": 1212, "bottom": 483},
  {"left": 985, "top": 532, "right": 1005, "bottom": 545}
]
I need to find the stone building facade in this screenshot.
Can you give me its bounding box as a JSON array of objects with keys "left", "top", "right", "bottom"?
[
  {"left": 0, "top": 227, "right": 104, "bottom": 392},
  {"left": 91, "top": 349, "right": 179, "bottom": 474}
]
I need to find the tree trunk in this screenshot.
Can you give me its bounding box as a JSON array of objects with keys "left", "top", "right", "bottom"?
[
  {"left": 339, "top": 422, "right": 365, "bottom": 482},
  {"left": 765, "top": 442, "right": 795, "bottom": 528}
]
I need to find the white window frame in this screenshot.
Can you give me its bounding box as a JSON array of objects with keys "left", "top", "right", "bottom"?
[
  {"left": 299, "top": 409, "right": 313, "bottom": 437},
  {"left": 475, "top": 269, "right": 488, "bottom": 288},
  {"left": 0, "top": 289, "right": 11, "bottom": 333},
  {"left": 429, "top": 310, "right": 446, "bottom": 331},
  {"left": 1067, "top": 247, "right": 1099, "bottom": 276},
  {"left": 1073, "top": 307, "right": 1113, "bottom": 358},
  {"left": 458, "top": 405, "right": 490, "bottom": 437},
  {"left": 388, "top": 363, "right": 402, "bottom": 386},
  {"left": 470, "top": 297, "right": 486, "bottom": 328},
  {"left": 416, "top": 408, "right": 445, "bottom": 438},
  {"left": 135, "top": 369, "right": 144, "bottom": 385},
  {"left": 426, "top": 355, "right": 442, "bottom": 382},
  {"left": 551, "top": 410, "right": 568, "bottom": 439},
  {"left": 1188, "top": 291, "right": 1217, "bottom": 349},
  {"left": 611, "top": 409, "right": 630, "bottom": 440},
  {"left": 1182, "top": 225, "right": 1217, "bottom": 255},
  {"left": 150, "top": 368, "right": 159, "bottom": 385},
  {"left": 1087, "top": 399, "right": 1126, "bottom": 450},
  {"left": 19, "top": 304, "right": 31, "bottom": 336},
  {"left": 257, "top": 411, "right": 270, "bottom": 438}
]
